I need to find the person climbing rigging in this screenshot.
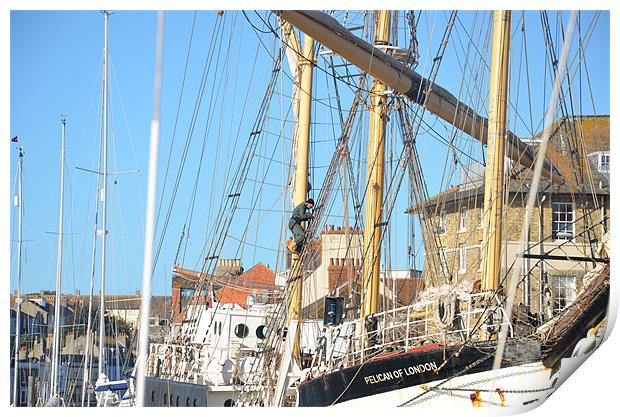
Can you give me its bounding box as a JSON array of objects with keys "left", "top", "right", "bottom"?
[{"left": 288, "top": 198, "right": 315, "bottom": 254}]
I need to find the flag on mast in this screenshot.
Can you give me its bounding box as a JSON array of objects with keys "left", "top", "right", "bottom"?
[{"left": 11, "top": 136, "right": 19, "bottom": 142}]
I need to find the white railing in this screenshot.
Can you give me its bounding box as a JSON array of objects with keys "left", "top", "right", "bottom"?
[
  {"left": 319, "top": 292, "right": 512, "bottom": 369},
  {"left": 147, "top": 342, "right": 260, "bottom": 386}
]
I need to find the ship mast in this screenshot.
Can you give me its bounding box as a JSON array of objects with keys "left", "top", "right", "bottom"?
[
  {"left": 360, "top": 10, "right": 391, "bottom": 338},
  {"left": 12, "top": 147, "right": 24, "bottom": 406},
  {"left": 50, "top": 117, "right": 67, "bottom": 399},
  {"left": 481, "top": 11, "right": 511, "bottom": 292},
  {"left": 283, "top": 26, "right": 315, "bottom": 360},
  {"left": 98, "top": 10, "right": 111, "bottom": 377}
]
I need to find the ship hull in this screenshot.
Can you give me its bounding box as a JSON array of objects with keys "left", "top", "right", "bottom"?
[
  {"left": 298, "top": 266, "right": 609, "bottom": 407},
  {"left": 143, "top": 377, "right": 207, "bottom": 407},
  {"left": 297, "top": 339, "right": 544, "bottom": 407}
]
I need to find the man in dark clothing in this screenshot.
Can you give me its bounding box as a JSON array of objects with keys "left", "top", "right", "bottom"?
[{"left": 289, "top": 198, "right": 315, "bottom": 253}]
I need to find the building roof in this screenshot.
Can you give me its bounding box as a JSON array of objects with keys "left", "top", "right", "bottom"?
[
  {"left": 407, "top": 115, "right": 610, "bottom": 212},
  {"left": 215, "top": 262, "right": 278, "bottom": 307}
]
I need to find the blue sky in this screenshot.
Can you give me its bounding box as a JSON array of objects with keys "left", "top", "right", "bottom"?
[{"left": 9, "top": 10, "right": 610, "bottom": 296}]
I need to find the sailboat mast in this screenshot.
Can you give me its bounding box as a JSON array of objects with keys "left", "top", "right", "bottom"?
[
  {"left": 481, "top": 11, "right": 511, "bottom": 292},
  {"left": 361, "top": 10, "right": 391, "bottom": 323},
  {"left": 12, "top": 147, "right": 24, "bottom": 406},
  {"left": 50, "top": 117, "right": 66, "bottom": 398},
  {"left": 98, "top": 10, "right": 110, "bottom": 377},
  {"left": 81, "top": 160, "right": 102, "bottom": 406},
  {"left": 287, "top": 33, "right": 315, "bottom": 352}
]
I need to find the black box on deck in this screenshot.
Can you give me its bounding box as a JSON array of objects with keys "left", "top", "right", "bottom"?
[{"left": 324, "top": 296, "right": 344, "bottom": 326}]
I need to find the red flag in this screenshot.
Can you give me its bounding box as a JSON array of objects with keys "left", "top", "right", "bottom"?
[{"left": 11, "top": 136, "right": 19, "bottom": 142}]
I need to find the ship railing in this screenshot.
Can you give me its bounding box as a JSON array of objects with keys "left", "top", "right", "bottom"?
[
  {"left": 147, "top": 342, "right": 261, "bottom": 384},
  {"left": 321, "top": 291, "right": 511, "bottom": 367}
]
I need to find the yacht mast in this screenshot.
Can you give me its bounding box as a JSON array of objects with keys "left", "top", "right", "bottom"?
[
  {"left": 12, "top": 147, "right": 24, "bottom": 406},
  {"left": 81, "top": 155, "right": 102, "bottom": 406},
  {"left": 360, "top": 10, "right": 391, "bottom": 334},
  {"left": 481, "top": 11, "right": 511, "bottom": 292},
  {"left": 98, "top": 10, "right": 111, "bottom": 377},
  {"left": 50, "top": 117, "right": 67, "bottom": 399}
]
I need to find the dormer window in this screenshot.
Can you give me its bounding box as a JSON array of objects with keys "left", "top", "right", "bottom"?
[{"left": 598, "top": 152, "right": 610, "bottom": 174}]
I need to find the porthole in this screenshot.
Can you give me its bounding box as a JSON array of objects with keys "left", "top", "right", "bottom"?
[
  {"left": 234, "top": 323, "right": 249, "bottom": 338},
  {"left": 256, "top": 325, "right": 267, "bottom": 339},
  {"left": 224, "top": 399, "right": 235, "bottom": 407}
]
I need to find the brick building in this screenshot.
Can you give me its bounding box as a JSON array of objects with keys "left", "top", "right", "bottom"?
[
  {"left": 170, "top": 259, "right": 280, "bottom": 324},
  {"left": 411, "top": 115, "right": 610, "bottom": 317},
  {"left": 301, "top": 225, "right": 423, "bottom": 316}
]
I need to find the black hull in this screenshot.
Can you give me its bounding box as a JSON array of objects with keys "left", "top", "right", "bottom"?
[{"left": 298, "top": 339, "right": 540, "bottom": 406}]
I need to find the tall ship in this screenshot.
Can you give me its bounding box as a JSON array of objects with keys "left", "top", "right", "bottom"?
[{"left": 140, "top": 9, "right": 611, "bottom": 410}]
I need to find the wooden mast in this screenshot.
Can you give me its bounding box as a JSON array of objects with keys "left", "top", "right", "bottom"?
[
  {"left": 361, "top": 10, "right": 391, "bottom": 331},
  {"left": 481, "top": 11, "right": 511, "bottom": 292},
  {"left": 282, "top": 26, "right": 315, "bottom": 359}
]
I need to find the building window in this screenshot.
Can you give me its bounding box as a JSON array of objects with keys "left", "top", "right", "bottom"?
[
  {"left": 552, "top": 276, "right": 577, "bottom": 313},
  {"left": 459, "top": 207, "right": 467, "bottom": 232},
  {"left": 552, "top": 202, "right": 574, "bottom": 240},
  {"left": 438, "top": 210, "right": 447, "bottom": 235},
  {"left": 459, "top": 244, "right": 467, "bottom": 273},
  {"left": 598, "top": 152, "right": 610, "bottom": 174}
]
